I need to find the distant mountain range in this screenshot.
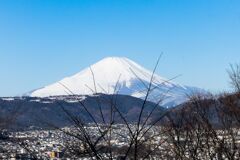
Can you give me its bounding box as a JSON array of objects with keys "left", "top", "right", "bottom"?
[
  {"left": 27, "top": 57, "right": 205, "bottom": 108},
  {"left": 0, "top": 57, "right": 209, "bottom": 130},
  {"left": 0, "top": 94, "right": 166, "bottom": 130},
  {"left": 1, "top": 92, "right": 237, "bottom": 130}
]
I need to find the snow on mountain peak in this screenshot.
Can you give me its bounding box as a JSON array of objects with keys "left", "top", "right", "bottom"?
[{"left": 29, "top": 57, "right": 204, "bottom": 107}]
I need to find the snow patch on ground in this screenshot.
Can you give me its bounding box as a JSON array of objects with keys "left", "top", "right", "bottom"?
[{"left": 1, "top": 97, "right": 15, "bottom": 101}]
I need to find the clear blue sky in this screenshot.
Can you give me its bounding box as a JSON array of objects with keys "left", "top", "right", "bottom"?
[{"left": 0, "top": 0, "right": 240, "bottom": 96}]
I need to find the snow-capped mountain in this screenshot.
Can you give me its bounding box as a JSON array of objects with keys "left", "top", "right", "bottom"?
[{"left": 28, "top": 57, "right": 204, "bottom": 108}]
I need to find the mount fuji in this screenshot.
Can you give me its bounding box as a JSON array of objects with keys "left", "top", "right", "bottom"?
[{"left": 28, "top": 57, "right": 204, "bottom": 108}]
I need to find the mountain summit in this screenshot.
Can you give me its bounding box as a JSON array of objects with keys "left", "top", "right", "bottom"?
[{"left": 29, "top": 57, "right": 203, "bottom": 107}]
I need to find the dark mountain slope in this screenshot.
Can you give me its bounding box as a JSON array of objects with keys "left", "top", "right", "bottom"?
[{"left": 0, "top": 94, "right": 166, "bottom": 130}]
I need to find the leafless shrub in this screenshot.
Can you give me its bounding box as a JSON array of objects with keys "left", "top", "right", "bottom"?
[
  {"left": 164, "top": 91, "right": 240, "bottom": 160},
  {"left": 54, "top": 56, "right": 174, "bottom": 159},
  {"left": 228, "top": 63, "right": 240, "bottom": 93}
]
